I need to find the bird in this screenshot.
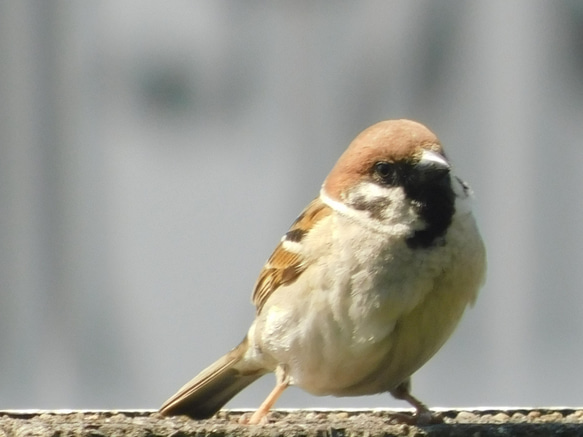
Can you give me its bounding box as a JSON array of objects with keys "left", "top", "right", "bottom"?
[{"left": 159, "top": 119, "right": 486, "bottom": 425}]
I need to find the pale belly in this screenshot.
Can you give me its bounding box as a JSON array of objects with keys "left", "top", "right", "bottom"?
[{"left": 250, "top": 258, "right": 474, "bottom": 397}]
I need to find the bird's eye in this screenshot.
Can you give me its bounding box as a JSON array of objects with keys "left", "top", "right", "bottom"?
[{"left": 374, "top": 161, "right": 396, "bottom": 182}]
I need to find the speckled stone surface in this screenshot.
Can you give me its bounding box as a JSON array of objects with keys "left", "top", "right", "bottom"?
[{"left": 0, "top": 408, "right": 582, "bottom": 436}]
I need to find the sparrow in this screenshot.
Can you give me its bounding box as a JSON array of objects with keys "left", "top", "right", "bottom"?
[{"left": 159, "top": 119, "right": 486, "bottom": 425}]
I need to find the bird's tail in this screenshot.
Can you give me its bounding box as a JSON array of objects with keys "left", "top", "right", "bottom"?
[{"left": 159, "top": 338, "right": 266, "bottom": 419}]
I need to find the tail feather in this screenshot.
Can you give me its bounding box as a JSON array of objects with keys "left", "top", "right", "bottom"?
[{"left": 160, "top": 339, "right": 266, "bottom": 419}]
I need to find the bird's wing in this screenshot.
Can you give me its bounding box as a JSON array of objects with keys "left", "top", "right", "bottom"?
[{"left": 252, "top": 197, "right": 332, "bottom": 313}]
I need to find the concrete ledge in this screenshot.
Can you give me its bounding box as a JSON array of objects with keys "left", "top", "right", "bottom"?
[{"left": 1, "top": 408, "right": 582, "bottom": 436}]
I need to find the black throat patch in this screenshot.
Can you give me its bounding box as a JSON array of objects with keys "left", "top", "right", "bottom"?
[{"left": 404, "top": 175, "right": 456, "bottom": 249}]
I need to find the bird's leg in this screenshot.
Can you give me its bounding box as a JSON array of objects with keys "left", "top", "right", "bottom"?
[
  {"left": 243, "top": 366, "right": 290, "bottom": 425},
  {"left": 390, "top": 379, "right": 440, "bottom": 425}
]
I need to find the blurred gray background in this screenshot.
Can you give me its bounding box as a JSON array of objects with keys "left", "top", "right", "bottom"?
[{"left": 1, "top": 0, "right": 583, "bottom": 411}]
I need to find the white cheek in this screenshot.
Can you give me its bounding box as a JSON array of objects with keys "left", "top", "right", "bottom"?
[
  {"left": 346, "top": 181, "right": 407, "bottom": 212},
  {"left": 342, "top": 182, "right": 423, "bottom": 233},
  {"left": 350, "top": 180, "right": 395, "bottom": 199}
]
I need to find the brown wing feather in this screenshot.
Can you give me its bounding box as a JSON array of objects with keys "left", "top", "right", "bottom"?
[{"left": 252, "top": 197, "right": 332, "bottom": 313}]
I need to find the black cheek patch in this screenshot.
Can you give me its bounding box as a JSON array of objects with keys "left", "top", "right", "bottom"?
[{"left": 349, "top": 194, "right": 392, "bottom": 221}]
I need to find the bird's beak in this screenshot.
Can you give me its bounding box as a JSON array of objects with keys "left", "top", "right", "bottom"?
[{"left": 416, "top": 150, "right": 450, "bottom": 180}]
